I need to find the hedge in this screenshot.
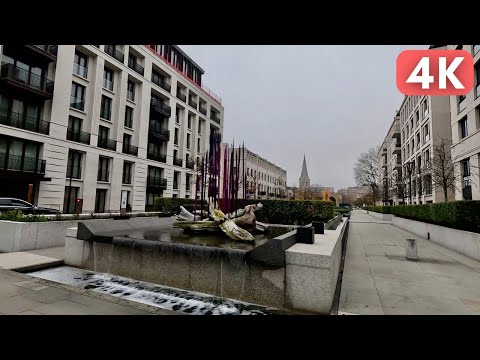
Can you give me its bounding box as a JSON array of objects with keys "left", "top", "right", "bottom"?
[
  {"left": 366, "top": 206, "right": 391, "bottom": 214},
  {"left": 153, "top": 198, "right": 334, "bottom": 225},
  {"left": 367, "top": 201, "right": 480, "bottom": 233},
  {"left": 0, "top": 210, "right": 48, "bottom": 222},
  {"left": 334, "top": 207, "right": 351, "bottom": 214}
]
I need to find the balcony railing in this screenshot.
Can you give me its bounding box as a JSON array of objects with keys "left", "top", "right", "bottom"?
[
  {"left": 70, "top": 96, "right": 85, "bottom": 111},
  {"left": 147, "top": 151, "right": 166, "bottom": 163},
  {"left": 152, "top": 73, "right": 171, "bottom": 93},
  {"left": 97, "top": 169, "right": 109, "bottom": 182},
  {"left": 122, "top": 172, "right": 132, "bottom": 185},
  {"left": 100, "top": 108, "right": 111, "bottom": 120},
  {"left": 97, "top": 138, "right": 117, "bottom": 151},
  {"left": 102, "top": 78, "right": 113, "bottom": 91},
  {"left": 0, "top": 108, "right": 50, "bottom": 135},
  {"left": 32, "top": 45, "right": 58, "bottom": 57},
  {"left": 199, "top": 105, "right": 207, "bottom": 116},
  {"left": 176, "top": 90, "right": 186, "bottom": 102},
  {"left": 150, "top": 98, "right": 171, "bottom": 117},
  {"left": 210, "top": 113, "right": 220, "bottom": 124},
  {"left": 66, "top": 128, "right": 91, "bottom": 145},
  {"left": 173, "top": 157, "right": 183, "bottom": 167},
  {"left": 1, "top": 64, "right": 54, "bottom": 98},
  {"left": 186, "top": 159, "right": 194, "bottom": 169},
  {"left": 459, "top": 97, "right": 467, "bottom": 112},
  {"left": 104, "top": 45, "right": 124, "bottom": 63},
  {"left": 122, "top": 143, "right": 138, "bottom": 156},
  {"left": 269, "top": 192, "right": 275, "bottom": 197},
  {"left": 0, "top": 153, "right": 46, "bottom": 174},
  {"left": 148, "top": 176, "right": 167, "bottom": 189},
  {"left": 128, "top": 58, "right": 144, "bottom": 76},
  {"left": 258, "top": 191, "right": 266, "bottom": 196},
  {"left": 149, "top": 120, "right": 170, "bottom": 141},
  {"left": 188, "top": 99, "right": 197, "bottom": 109},
  {"left": 73, "top": 63, "right": 88, "bottom": 78}
]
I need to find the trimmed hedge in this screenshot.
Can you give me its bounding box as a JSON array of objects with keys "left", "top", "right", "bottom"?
[
  {"left": 367, "top": 201, "right": 480, "bottom": 233},
  {"left": 366, "top": 206, "right": 391, "bottom": 214},
  {"left": 334, "top": 207, "right": 351, "bottom": 214},
  {"left": 153, "top": 198, "right": 334, "bottom": 225},
  {"left": 0, "top": 210, "right": 48, "bottom": 222}
]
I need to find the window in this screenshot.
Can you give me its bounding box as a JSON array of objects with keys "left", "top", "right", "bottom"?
[
  {"left": 63, "top": 186, "right": 79, "bottom": 214},
  {"left": 95, "top": 189, "right": 107, "bottom": 213},
  {"left": 415, "top": 110, "right": 419, "bottom": 127},
  {"left": 73, "top": 52, "right": 88, "bottom": 78},
  {"left": 175, "top": 108, "right": 180, "bottom": 124},
  {"left": 70, "top": 82, "right": 85, "bottom": 111},
  {"left": 188, "top": 115, "right": 192, "bottom": 129},
  {"left": 124, "top": 106, "right": 133, "bottom": 128},
  {"left": 100, "top": 95, "right": 112, "bottom": 120},
  {"left": 174, "top": 128, "right": 179, "bottom": 145},
  {"left": 197, "top": 138, "right": 200, "bottom": 153},
  {"left": 425, "top": 149, "right": 430, "bottom": 168},
  {"left": 98, "top": 126, "right": 109, "bottom": 142},
  {"left": 66, "top": 150, "right": 82, "bottom": 179},
  {"left": 103, "top": 67, "right": 114, "bottom": 91},
  {"left": 174, "top": 149, "right": 178, "bottom": 160},
  {"left": 127, "top": 80, "right": 135, "bottom": 101},
  {"left": 122, "top": 161, "right": 132, "bottom": 184},
  {"left": 474, "top": 45, "right": 480, "bottom": 56},
  {"left": 187, "top": 133, "right": 190, "bottom": 149},
  {"left": 475, "top": 62, "right": 480, "bottom": 98},
  {"left": 97, "top": 156, "right": 110, "bottom": 182},
  {"left": 186, "top": 174, "right": 191, "bottom": 191},
  {"left": 458, "top": 94, "right": 467, "bottom": 112},
  {"left": 123, "top": 133, "right": 132, "bottom": 151},
  {"left": 198, "top": 122, "right": 201, "bottom": 135},
  {"left": 416, "top": 133, "right": 420, "bottom": 150},
  {"left": 459, "top": 117, "right": 468, "bottom": 139},
  {"left": 173, "top": 171, "right": 180, "bottom": 189},
  {"left": 423, "top": 124, "right": 430, "bottom": 143},
  {"left": 462, "top": 158, "right": 470, "bottom": 177}
]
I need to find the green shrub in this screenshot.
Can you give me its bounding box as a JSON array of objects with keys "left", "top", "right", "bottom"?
[
  {"left": 366, "top": 206, "right": 391, "bottom": 214},
  {"left": 0, "top": 210, "right": 48, "bottom": 222},
  {"left": 154, "top": 198, "right": 334, "bottom": 225},
  {"left": 334, "top": 207, "right": 351, "bottom": 214}
]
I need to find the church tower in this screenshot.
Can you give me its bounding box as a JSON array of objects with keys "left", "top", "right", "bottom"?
[{"left": 299, "top": 155, "right": 310, "bottom": 189}]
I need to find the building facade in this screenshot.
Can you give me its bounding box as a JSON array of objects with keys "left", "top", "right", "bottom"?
[
  {"left": 378, "top": 114, "right": 403, "bottom": 205},
  {"left": 447, "top": 44, "right": 480, "bottom": 201},
  {"left": 0, "top": 45, "right": 224, "bottom": 213},
  {"left": 338, "top": 186, "right": 370, "bottom": 205}
]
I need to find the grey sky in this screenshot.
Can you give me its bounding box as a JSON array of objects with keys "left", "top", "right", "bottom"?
[{"left": 181, "top": 45, "right": 427, "bottom": 190}]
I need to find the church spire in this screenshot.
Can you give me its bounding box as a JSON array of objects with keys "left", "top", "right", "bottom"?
[
  {"left": 301, "top": 154, "right": 309, "bottom": 178},
  {"left": 299, "top": 155, "right": 310, "bottom": 189}
]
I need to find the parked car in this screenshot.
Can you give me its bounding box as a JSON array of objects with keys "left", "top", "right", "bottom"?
[{"left": 0, "top": 198, "right": 61, "bottom": 215}]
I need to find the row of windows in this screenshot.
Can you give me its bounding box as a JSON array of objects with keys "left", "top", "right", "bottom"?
[{"left": 246, "top": 167, "right": 286, "bottom": 186}]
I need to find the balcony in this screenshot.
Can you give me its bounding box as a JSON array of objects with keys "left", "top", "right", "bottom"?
[
  {"left": 186, "top": 159, "right": 194, "bottom": 169},
  {"left": 173, "top": 157, "right": 183, "bottom": 167},
  {"left": 102, "top": 78, "right": 113, "bottom": 91},
  {"left": 210, "top": 113, "right": 220, "bottom": 124},
  {"left": 258, "top": 191, "right": 266, "bottom": 196},
  {"left": 150, "top": 98, "right": 171, "bottom": 118},
  {"left": 66, "top": 128, "right": 91, "bottom": 145},
  {"left": 147, "top": 151, "right": 166, "bottom": 163},
  {"left": 73, "top": 63, "right": 88, "bottom": 78},
  {"left": 199, "top": 105, "right": 207, "bottom": 116},
  {"left": 97, "top": 138, "right": 117, "bottom": 151},
  {"left": 1, "top": 64, "right": 54, "bottom": 100},
  {"left": 122, "top": 143, "right": 138, "bottom": 156},
  {"left": 97, "top": 170, "right": 109, "bottom": 182},
  {"left": 149, "top": 120, "right": 170, "bottom": 141},
  {"left": 70, "top": 96, "right": 84, "bottom": 111},
  {"left": 0, "top": 108, "right": 50, "bottom": 135},
  {"left": 269, "top": 192, "right": 275, "bottom": 197},
  {"left": 392, "top": 131, "right": 401, "bottom": 139},
  {"left": 128, "top": 58, "right": 144, "bottom": 76},
  {"left": 176, "top": 90, "right": 186, "bottom": 102},
  {"left": 0, "top": 153, "right": 46, "bottom": 175},
  {"left": 104, "top": 45, "right": 124, "bottom": 63},
  {"left": 7, "top": 45, "right": 58, "bottom": 66},
  {"left": 152, "top": 74, "right": 171, "bottom": 93},
  {"left": 188, "top": 98, "right": 197, "bottom": 109},
  {"left": 148, "top": 176, "right": 167, "bottom": 189}
]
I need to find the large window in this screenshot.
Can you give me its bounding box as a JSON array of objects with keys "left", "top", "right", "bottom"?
[
  {"left": 127, "top": 80, "right": 135, "bottom": 101},
  {"left": 97, "top": 156, "right": 110, "bottom": 182},
  {"left": 66, "top": 150, "right": 82, "bottom": 179},
  {"left": 122, "top": 161, "right": 133, "bottom": 184},
  {"left": 100, "top": 95, "right": 112, "bottom": 120},
  {"left": 103, "top": 67, "right": 114, "bottom": 91},
  {"left": 73, "top": 52, "right": 88, "bottom": 78},
  {"left": 174, "top": 128, "right": 179, "bottom": 145},
  {"left": 459, "top": 117, "right": 468, "bottom": 139},
  {"left": 63, "top": 186, "right": 79, "bottom": 214},
  {"left": 124, "top": 106, "right": 133, "bottom": 128},
  {"left": 188, "top": 115, "right": 192, "bottom": 129},
  {"left": 95, "top": 189, "right": 107, "bottom": 213},
  {"left": 70, "top": 82, "right": 85, "bottom": 111},
  {"left": 458, "top": 94, "right": 467, "bottom": 112},
  {"left": 187, "top": 133, "right": 191, "bottom": 149}
]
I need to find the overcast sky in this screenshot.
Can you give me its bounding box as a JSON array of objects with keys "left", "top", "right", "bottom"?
[{"left": 180, "top": 45, "right": 427, "bottom": 190}]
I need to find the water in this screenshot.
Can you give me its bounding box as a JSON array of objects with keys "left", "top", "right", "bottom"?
[{"left": 28, "top": 266, "right": 287, "bottom": 315}]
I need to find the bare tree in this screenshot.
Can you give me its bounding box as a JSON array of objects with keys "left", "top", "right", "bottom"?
[
  {"left": 423, "top": 137, "right": 478, "bottom": 202},
  {"left": 354, "top": 146, "right": 380, "bottom": 204}
]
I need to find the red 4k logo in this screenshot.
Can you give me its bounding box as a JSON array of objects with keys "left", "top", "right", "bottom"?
[{"left": 397, "top": 50, "right": 474, "bottom": 95}]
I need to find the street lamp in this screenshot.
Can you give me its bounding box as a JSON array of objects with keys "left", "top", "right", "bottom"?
[{"left": 405, "top": 161, "right": 415, "bottom": 205}]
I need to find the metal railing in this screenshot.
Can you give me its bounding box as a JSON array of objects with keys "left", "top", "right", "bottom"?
[
  {"left": 151, "top": 73, "right": 171, "bottom": 93},
  {"left": 1, "top": 64, "right": 54, "bottom": 96},
  {"left": 186, "top": 159, "right": 194, "bottom": 169},
  {"left": 176, "top": 90, "right": 186, "bottom": 102},
  {"left": 147, "top": 151, "right": 166, "bottom": 163},
  {"left": 73, "top": 63, "right": 88, "bottom": 78},
  {"left": 32, "top": 45, "right": 58, "bottom": 57},
  {"left": 66, "top": 128, "right": 91, "bottom": 145},
  {"left": 148, "top": 120, "right": 170, "bottom": 141},
  {"left": 97, "top": 169, "right": 109, "bottom": 182},
  {"left": 0, "top": 153, "right": 46, "bottom": 174},
  {"left": 188, "top": 99, "right": 197, "bottom": 109},
  {"left": 104, "top": 45, "right": 124, "bottom": 63},
  {"left": 147, "top": 176, "right": 167, "bottom": 188},
  {"left": 0, "top": 108, "right": 50, "bottom": 135},
  {"left": 150, "top": 98, "right": 171, "bottom": 117},
  {"left": 102, "top": 78, "right": 113, "bottom": 91},
  {"left": 199, "top": 105, "right": 207, "bottom": 115},
  {"left": 210, "top": 113, "right": 220, "bottom": 124},
  {"left": 173, "top": 157, "right": 183, "bottom": 166},
  {"left": 97, "top": 138, "right": 117, "bottom": 151},
  {"left": 70, "top": 96, "right": 84, "bottom": 111},
  {"left": 128, "top": 58, "right": 144, "bottom": 76},
  {"left": 122, "top": 143, "right": 138, "bottom": 156}
]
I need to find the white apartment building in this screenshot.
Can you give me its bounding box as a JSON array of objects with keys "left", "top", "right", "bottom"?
[
  {"left": 447, "top": 44, "right": 480, "bottom": 200},
  {"left": 226, "top": 147, "right": 287, "bottom": 199},
  {"left": 0, "top": 45, "right": 224, "bottom": 213},
  {"left": 399, "top": 91, "right": 453, "bottom": 204},
  {"left": 378, "top": 114, "right": 403, "bottom": 205}
]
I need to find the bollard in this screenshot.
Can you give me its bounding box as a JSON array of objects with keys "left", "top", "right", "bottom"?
[
  {"left": 406, "top": 238, "right": 418, "bottom": 261},
  {"left": 296, "top": 226, "right": 315, "bottom": 244}
]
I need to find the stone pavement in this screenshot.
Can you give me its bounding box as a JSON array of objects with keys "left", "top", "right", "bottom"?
[
  {"left": 339, "top": 210, "right": 480, "bottom": 315},
  {"left": 0, "top": 268, "right": 176, "bottom": 315}
]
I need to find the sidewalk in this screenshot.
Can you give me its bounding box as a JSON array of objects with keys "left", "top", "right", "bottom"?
[
  {"left": 0, "top": 268, "right": 175, "bottom": 315},
  {"left": 339, "top": 210, "right": 480, "bottom": 315}
]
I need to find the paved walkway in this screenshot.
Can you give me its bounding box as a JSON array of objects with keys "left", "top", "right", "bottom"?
[
  {"left": 339, "top": 210, "right": 480, "bottom": 315},
  {"left": 0, "top": 268, "right": 176, "bottom": 315}
]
